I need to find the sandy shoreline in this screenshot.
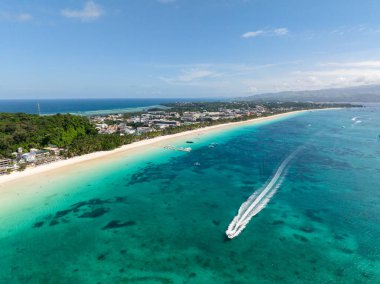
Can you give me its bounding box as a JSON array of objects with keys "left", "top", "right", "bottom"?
[{"left": 0, "top": 109, "right": 326, "bottom": 187}]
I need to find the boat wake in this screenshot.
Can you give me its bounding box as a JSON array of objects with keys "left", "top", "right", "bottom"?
[{"left": 226, "top": 149, "right": 300, "bottom": 239}]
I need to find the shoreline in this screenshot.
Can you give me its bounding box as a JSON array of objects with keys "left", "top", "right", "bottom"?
[{"left": 0, "top": 109, "right": 331, "bottom": 186}]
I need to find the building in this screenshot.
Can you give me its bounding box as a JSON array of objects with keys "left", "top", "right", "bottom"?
[
  {"left": 136, "top": 127, "right": 153, "bottom": 134},
  {"left": 21, "top": 149, "right": 50, "bottom": 163},
  {"left": 44, "top": 146, "right": 62, "bottom": 156},
  {"left": 151, "top": 120, "right": 180, "bottom": 128},
  {"left": 22, "top": 153, "right": 36, "bottom": 163},
  {"left": 95, "top": 123, "right": 108, "bottom": 131},
  {"left": 182, "top": 112, "right": 200, "bottom": 122},
  {"left": 118, "top": 123, "right": 136, "bottom": 135},
  {"left": 0, "top": 159, "right": 12, "bottom": 174}
]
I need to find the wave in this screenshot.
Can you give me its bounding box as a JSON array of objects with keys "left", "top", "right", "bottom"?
[{"left": 225, "top": 149, "right": 299, "bottom": 239}]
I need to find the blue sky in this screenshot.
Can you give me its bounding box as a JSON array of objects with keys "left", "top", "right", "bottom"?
[{"left": 1, "top": 0, "right": 380, "bottom": 98}]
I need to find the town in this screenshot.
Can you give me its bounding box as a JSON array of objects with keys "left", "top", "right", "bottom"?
[{"left": 89, "top": 103, "right": 269, "bottom": 135}]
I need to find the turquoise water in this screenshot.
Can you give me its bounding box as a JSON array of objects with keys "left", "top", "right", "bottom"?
[
  {"left": 0, "top": 98, "right": 218, "bottom": 115},
  {"left": 1, "top": 108, "right": 379, "bottom": 283}
]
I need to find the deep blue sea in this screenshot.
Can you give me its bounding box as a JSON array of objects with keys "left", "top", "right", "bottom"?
[
  {"left": 0, "top": 106, "right": 379, "bottom": 283},
  {"left": 0, "top": 98, "right": 219, "bottom": 115}
]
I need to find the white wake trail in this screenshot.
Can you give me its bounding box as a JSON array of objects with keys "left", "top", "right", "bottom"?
[{"left": 226, "top": 150, "right": 299, "bottom": 239}]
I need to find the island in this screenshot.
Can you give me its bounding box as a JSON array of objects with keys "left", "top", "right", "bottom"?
[{"left": 0, "top": 101, "right": 358, "bottom": 175}]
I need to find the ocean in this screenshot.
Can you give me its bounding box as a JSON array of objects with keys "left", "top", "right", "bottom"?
[
  {"left": 0, "top": 107, "right": 379, "bottom": 283},
  {"left": 0, "top": 98, "right": 219, "bottom": 115}
]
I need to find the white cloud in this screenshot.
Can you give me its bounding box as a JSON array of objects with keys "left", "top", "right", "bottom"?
[
  {"left": 321, "top": 60, "right": 380, "bottom": 68},
  {"left": 157, "top": 59, "right": 380, "bottom": 95},
  {"left": 274, "top": 28, "right": 288, "bottom": 36},
  {"left": 245, "top": 64, "right": 380, "bottom": 94},
  {"left": 0, "top": 12, "right": 33, "bottom": 22},
  {"left": 329, "top": 25, "right": 380, "bottom": 36},
  {"left": 242, "top": 30, "right": 264, "bottom": 38},
  {"left": 61, "top": 1, "right": 103, "bottom": 22},
  {"left": 242, "top": 28, "right": 289, "bottom": 38}
]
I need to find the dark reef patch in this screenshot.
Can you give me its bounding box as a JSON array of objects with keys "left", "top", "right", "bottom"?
[
  {"left": 102, "top": 220, "right": 136, "bottom": 230},
  {"left": 300, "top": 226, "right": 314, "bottom": 233},
  {"left": 55, "top": 209, "right": 71, "bottom": 218},
  {"left": 97, "top": 253, "right": 107, "bottom": 261},
  {"left": 212, "top": 220, "right": 220, "bottom": 226},
  {"left": 79, "top": 207, "right": 109, "bottom": 218},
  {"left": 44, "top": 196, "right": 129, "bottom": 226},
  {"left": 32, "top": 221, "right": 44, "bottom": 228},
  {"left": 49, "top": 220, "right": 59, "bottom": 226},
  {"left": 304, "top": 209, "right": 324, "bottom": 223},
  {"left": 339, "top": 247, "right": 355, "bottom": 254},
  {"left": 333, "top": 233, "right": 346, "bottom": 241},
  {"left": 293, "top": 234, "right": 309, "bottom": 242}
]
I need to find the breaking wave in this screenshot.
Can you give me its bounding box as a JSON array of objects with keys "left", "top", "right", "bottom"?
[{"left": 226, "top": 149, "right": 300, "bottom": 239}]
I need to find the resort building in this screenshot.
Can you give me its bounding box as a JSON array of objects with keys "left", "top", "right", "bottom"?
[
  {"left": 182, "top": 112, "right": 201, "bottom": 122},
  {"left": 151, "top": 120, "right": 181, "bottom": 129},
  {"left": 118, "top": 123, "right": 136, "bottom": 135},
  {"left": 136, "top": 127, "right": 153, "bottom": 134}
]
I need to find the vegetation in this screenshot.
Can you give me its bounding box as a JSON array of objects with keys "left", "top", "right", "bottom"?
[
  {"left": 0, "top": 113, "right": 96, "bottom": 158},
  {"left": 162, "top": 101, "right": 357, "bottom": 114}
]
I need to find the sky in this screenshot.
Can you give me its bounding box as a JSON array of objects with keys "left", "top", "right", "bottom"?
[{"left": 1, "top": 0, "right": 380, "bottom": 99}]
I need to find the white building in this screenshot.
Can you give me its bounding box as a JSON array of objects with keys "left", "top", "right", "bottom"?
[{"left": 137, "top": 127, "right": 153, "bottom": 134}]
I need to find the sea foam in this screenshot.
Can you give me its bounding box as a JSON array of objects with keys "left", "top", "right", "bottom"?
[{"left": 226, "top": 149, "right": 299, "bottom": 239}]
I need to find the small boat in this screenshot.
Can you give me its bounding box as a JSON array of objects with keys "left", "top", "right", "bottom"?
[
  {"left": 194, "top": 162, "right": 201, "bottom": 166},
  {"left": 186, "top": 141, "right": 194, "bottom": 144},
  {"left": 164, "top": 145, "right": 191, "bottom": 152},
  {"left": 208, "top": 142, "right": 217, "bottom": 148},
  {"left": 178, "top": 147, "right": 192, "bottom": 152}
]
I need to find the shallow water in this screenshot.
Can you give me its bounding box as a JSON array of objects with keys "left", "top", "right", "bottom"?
[{"left": 1, "top": 108, "right": 379, "bottom": 283}]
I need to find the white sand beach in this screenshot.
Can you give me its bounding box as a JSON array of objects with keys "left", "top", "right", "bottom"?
[{"left": 0, "top": 109, "right": 320, "bottom": 188}]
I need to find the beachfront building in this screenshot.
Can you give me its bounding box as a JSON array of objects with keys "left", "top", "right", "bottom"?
[
  {"left": 151, "top": 120, "right": 181, "bottom": 129},
  {"left": 44, "top": 145, "right": 62, "bottom": 156},
  {"left": 21, "top": 153, "right": 36, "bottom": 163},
  {"left": 118, "top": 123, "right": 136, "bottom": 135},
  {"left": 204, "top": 112, "right": 221, "bottom": 120},
  {"left": 0, "top": 159, "right": 12, "bottom": 174},
  {"left": 182, "top": 112, "right": 201, "bottom": 122},
  {"left": 21, "top": 149, "right": 51, "bottom": 164},
  {"left": 136, "top": 127, "right": 153, "bottom": 134}
]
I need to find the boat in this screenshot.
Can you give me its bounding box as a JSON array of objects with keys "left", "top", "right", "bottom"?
[
  {"left": 163, "top": 145, "right": 191, "bottom": 152},
  {"left": 178, "top": 147, "right": 192, "bottom": 152},
  {"left": 194, "top": 162, "right": 201, "bottom": 166},
  {"left": 208, "top": 142, "right": 217, "bottom": 148},
  {"left": 186, "top": 141, "right": 194, "bottom": 144}
]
